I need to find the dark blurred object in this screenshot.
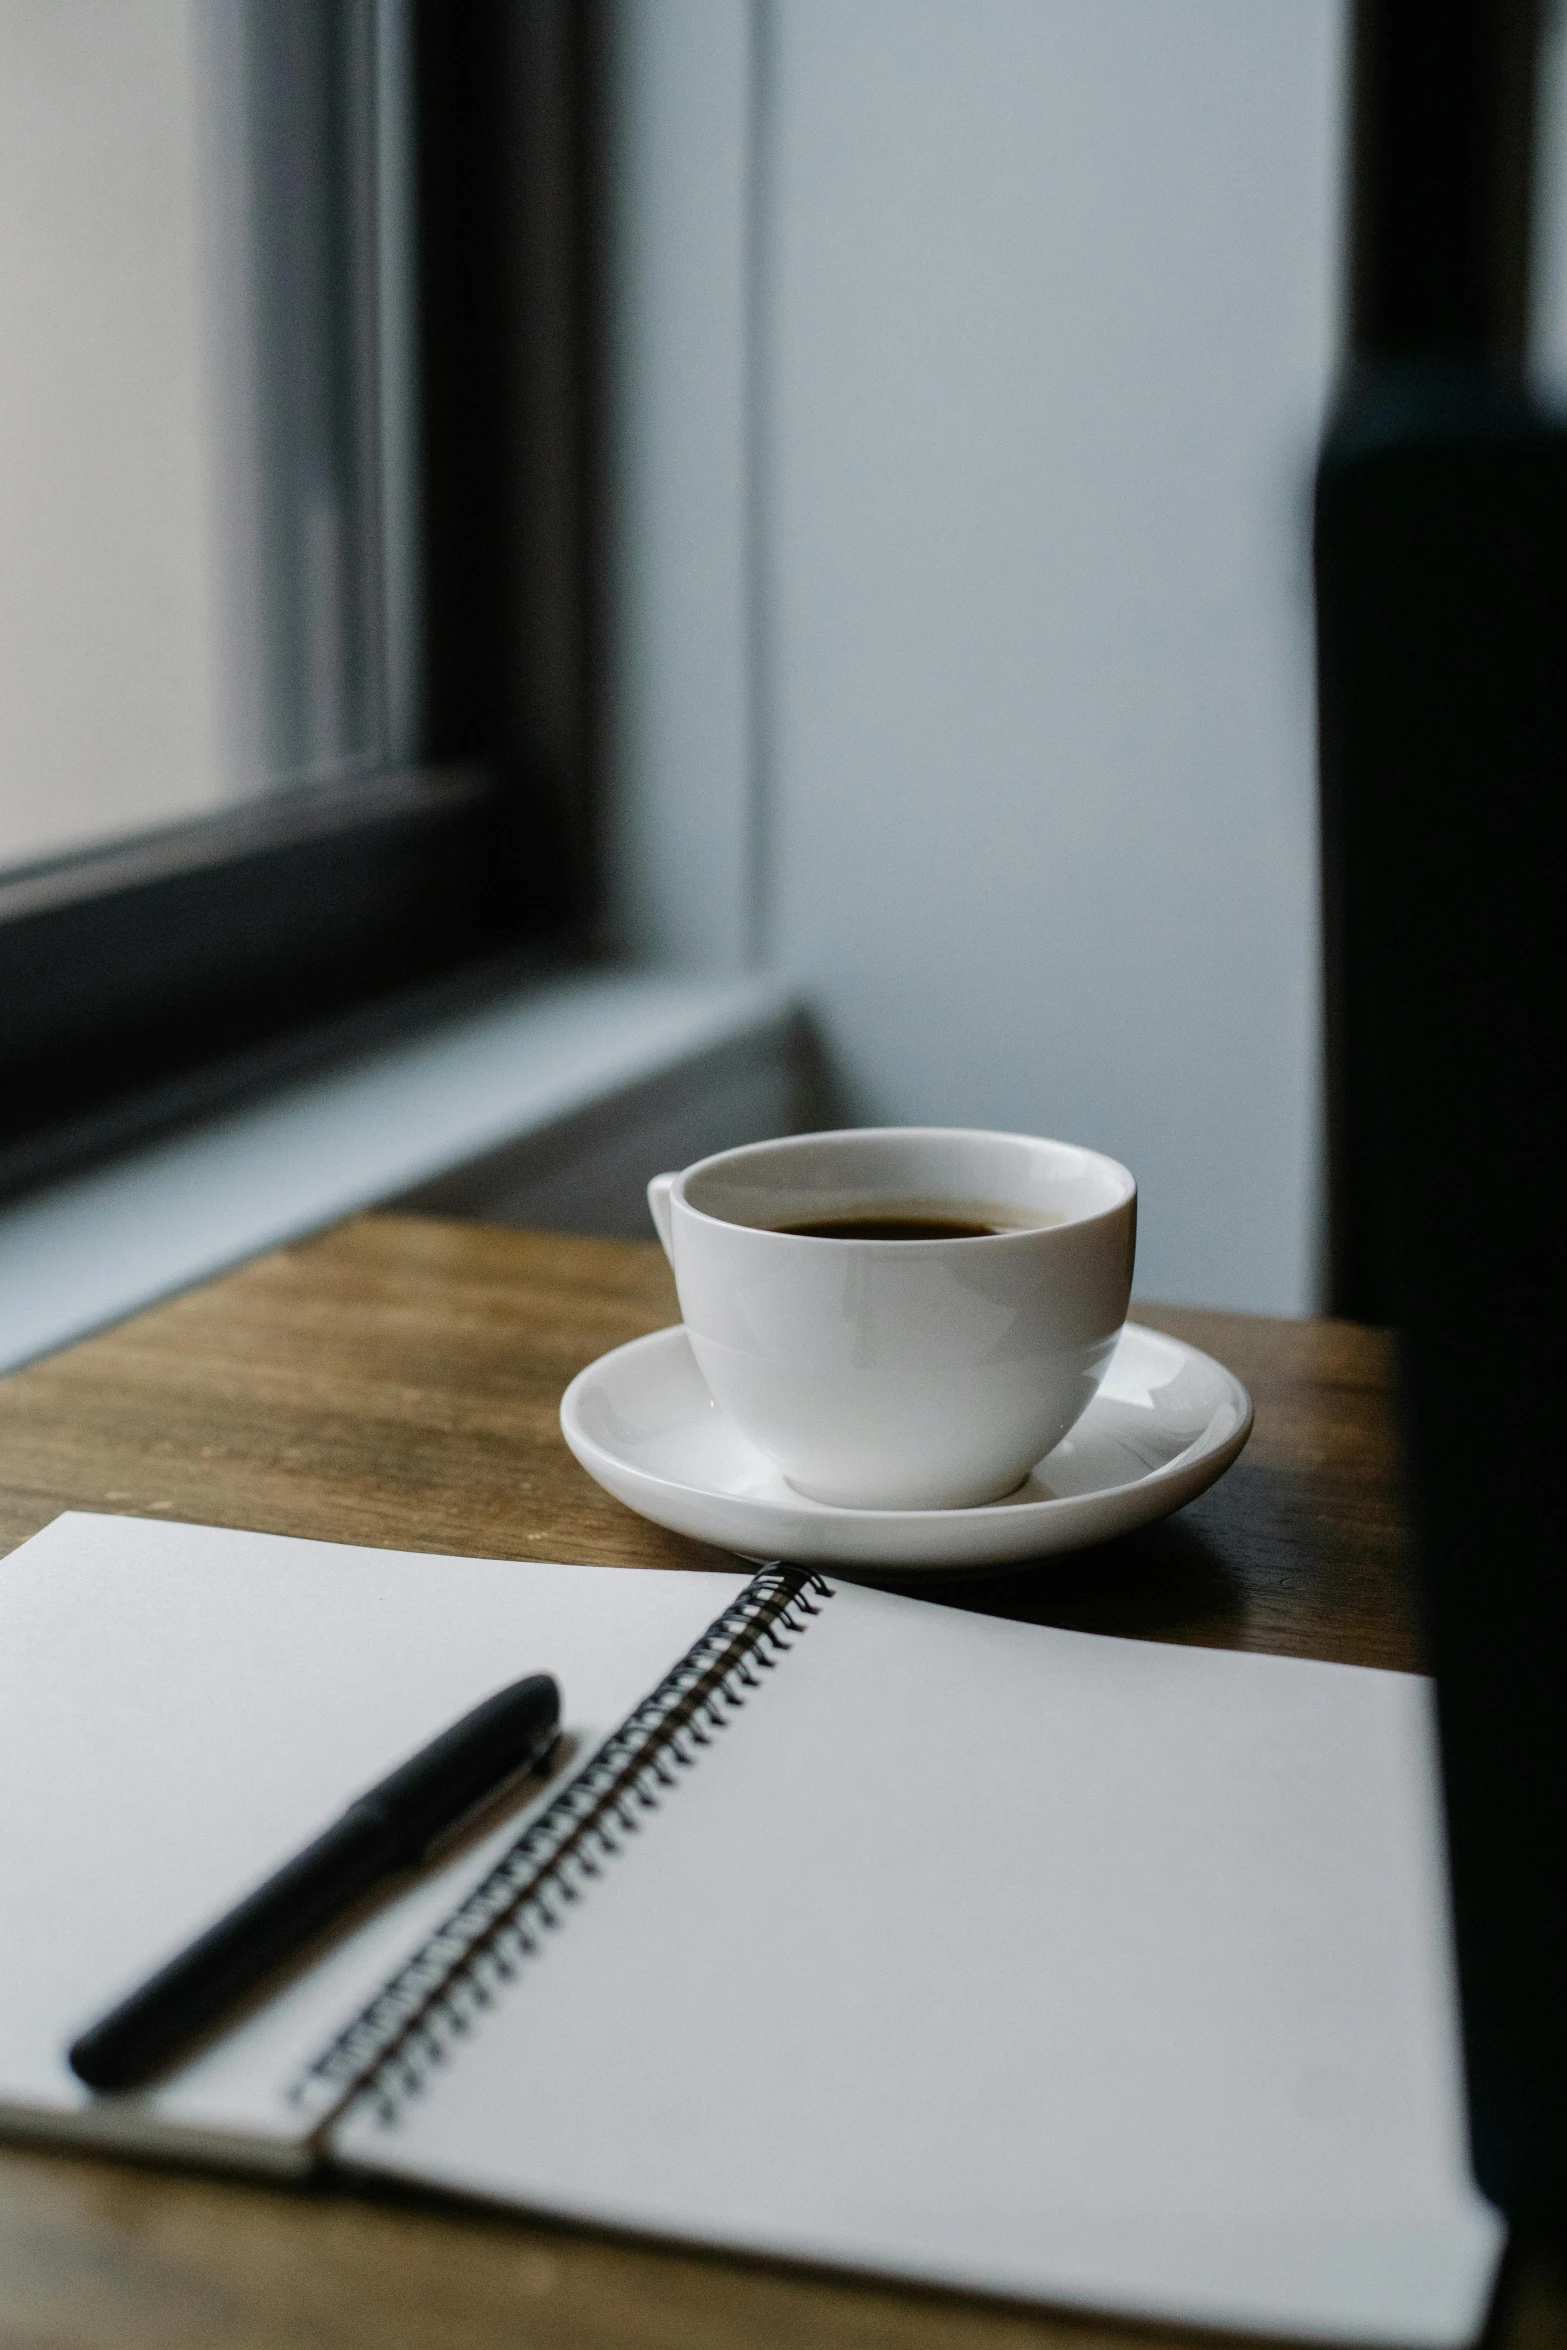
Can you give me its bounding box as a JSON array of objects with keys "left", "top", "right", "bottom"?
[
  {"left": 1344, "top": 0, "right": 1537, "bottom": 365},
  {"left": 1316, "top": 0, "right": 1566, "bottom": 2267},
  {"left": 1480, "top": 2235, "right": 1567, "bottom": 2349}
]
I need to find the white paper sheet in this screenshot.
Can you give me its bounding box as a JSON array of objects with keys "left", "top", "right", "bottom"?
[
  {"left": 0, "top": 1513, "right": 743, "bottom": 2161},
  {"left": 332, "top": 1577, "right": 1503, "bottom": 2345}
]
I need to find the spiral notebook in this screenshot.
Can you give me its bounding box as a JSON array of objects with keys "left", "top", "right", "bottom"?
[{"left": 0, "top": 1513, "right": 1500, "bottom": 2346}]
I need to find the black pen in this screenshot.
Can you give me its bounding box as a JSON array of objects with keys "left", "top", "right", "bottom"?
[{"left": 69, "top": 1673, "right": 561, "bottom": 2092}]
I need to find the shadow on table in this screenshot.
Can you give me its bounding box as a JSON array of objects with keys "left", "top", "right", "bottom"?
[
  {"left": 867, "top": 1448, "right": 1419, "bottom": 1672},
  {"left": 875, "top": 1510, "right": 1248, "bottom": 1647}
]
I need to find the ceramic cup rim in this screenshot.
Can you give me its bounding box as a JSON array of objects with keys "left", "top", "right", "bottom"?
[{"left": 671, "top": 1125, "right": 1136, "bottom": 1243}]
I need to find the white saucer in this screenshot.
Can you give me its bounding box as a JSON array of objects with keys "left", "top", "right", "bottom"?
[{"left": 560, "top": 1322, "right": 1252, "bottom": 1574}]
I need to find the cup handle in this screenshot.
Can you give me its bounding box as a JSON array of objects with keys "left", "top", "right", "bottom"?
[{"left": 647, "top": 1171, "right": 678, "bottom": 1263}]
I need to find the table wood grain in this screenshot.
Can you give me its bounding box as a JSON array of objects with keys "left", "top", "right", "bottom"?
[{"left": 0, "top": 1215, "right": 1416, "bottom": 2350}]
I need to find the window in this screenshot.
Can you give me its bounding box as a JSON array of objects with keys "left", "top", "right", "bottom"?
[{"left": 1, "top": 1, "right": 592, "bottom": 1197}]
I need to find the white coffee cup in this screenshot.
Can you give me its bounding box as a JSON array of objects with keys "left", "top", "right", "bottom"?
[{"left": 647, "top": 1127, "right": 1136, "bottom": 1510}]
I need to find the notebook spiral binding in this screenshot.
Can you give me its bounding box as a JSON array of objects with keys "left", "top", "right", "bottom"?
[{"left": 291, "top": 1564, "right": 834, "bottom": 2137}]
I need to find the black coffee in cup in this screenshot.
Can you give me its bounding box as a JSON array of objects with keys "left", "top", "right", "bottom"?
[
  {"left": 774, "top": 1203, "right": 1066, "bottom": 1241},
  {"left": 778, "top": 1214, "right": 1000, "bottom": 1240}
]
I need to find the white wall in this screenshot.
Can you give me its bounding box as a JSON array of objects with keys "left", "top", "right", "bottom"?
[
  {"left": 601, "top": 0, "right": 757, "bottom": 967},
  {"left": 606, "top": 0, "right": 1349, "bottom": 1312}
]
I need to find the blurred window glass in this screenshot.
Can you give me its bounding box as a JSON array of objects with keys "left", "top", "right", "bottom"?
[{"left": 0, "top": 0, "right": 416, "bottom": 877}]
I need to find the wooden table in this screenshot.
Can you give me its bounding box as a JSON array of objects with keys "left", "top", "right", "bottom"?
[{"left": 0, "top": 1214, "right": 1415, "bottom": 2350}]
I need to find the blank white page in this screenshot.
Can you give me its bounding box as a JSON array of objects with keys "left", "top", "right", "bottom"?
[
  {"left": 0, "top": 1513, "right": 744, "bottom": 2165},
  {"left": 334, "top": 1577, "right": 1502, "bottom": 2346}
]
